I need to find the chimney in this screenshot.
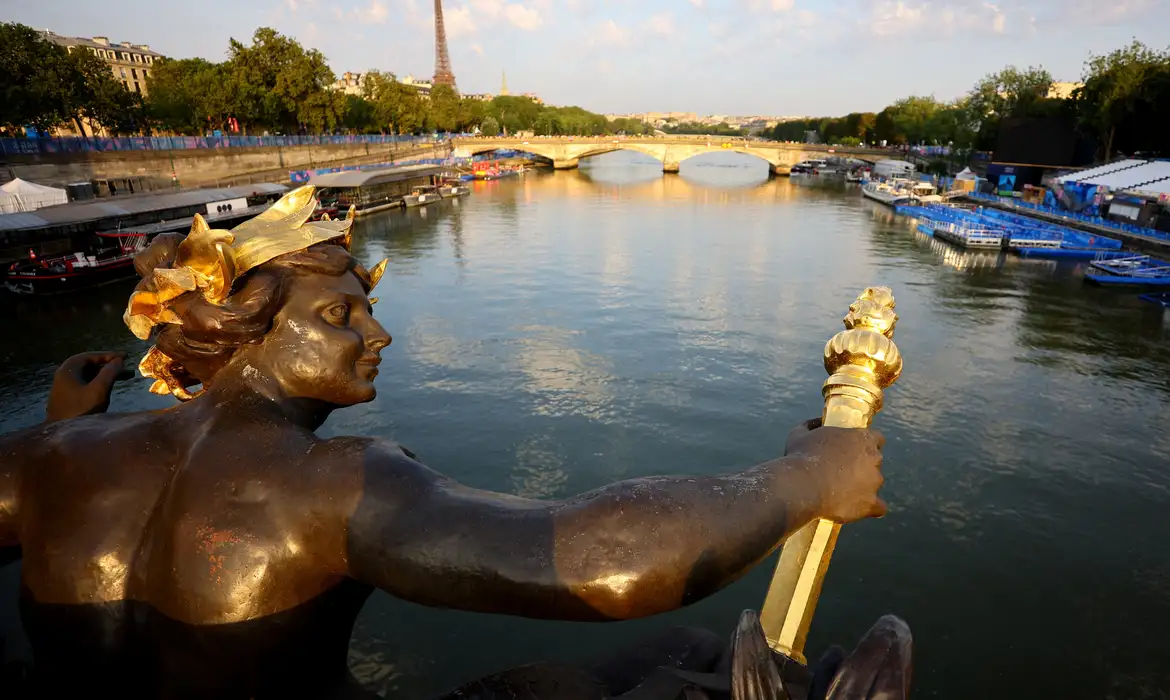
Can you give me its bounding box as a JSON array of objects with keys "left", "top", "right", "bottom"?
[
  {"left": 121, "top": 41, "right": 133, "bottom": 48},
  {"left": 93, "top": 36, "right": 109, "bottom": 46}
]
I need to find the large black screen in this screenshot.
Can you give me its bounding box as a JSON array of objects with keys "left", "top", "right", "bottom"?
[{"left": 993, "top": 117, "right": 1079, "bottom": 166}]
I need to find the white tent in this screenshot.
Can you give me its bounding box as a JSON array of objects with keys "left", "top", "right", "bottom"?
[
  {"left": 955, "top": 167, "right": 979, "bottom": 181},
  {"left": 0, "top": 178, "right": 68, "bottom": 214}
]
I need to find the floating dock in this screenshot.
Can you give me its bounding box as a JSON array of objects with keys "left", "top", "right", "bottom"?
[{"left": 959, "top": 195, "right": 1170, "bottom": 255}]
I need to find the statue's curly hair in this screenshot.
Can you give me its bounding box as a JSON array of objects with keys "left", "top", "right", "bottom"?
[{"left": 132, "top": 233, "right": 373, "bottom": 398}]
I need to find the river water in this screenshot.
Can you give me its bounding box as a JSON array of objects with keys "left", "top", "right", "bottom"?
[{"left": 2, "top": 151, "right": 1169, "bottom": 698}]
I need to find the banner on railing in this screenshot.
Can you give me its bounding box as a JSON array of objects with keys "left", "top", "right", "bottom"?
[{"left": 1, "top": 134, "right": 432, "bottom": 156}]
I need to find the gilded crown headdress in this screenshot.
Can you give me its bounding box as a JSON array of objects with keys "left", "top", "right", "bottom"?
[{"left": 123, "top": 184, "right": 388, "bottom": 400}]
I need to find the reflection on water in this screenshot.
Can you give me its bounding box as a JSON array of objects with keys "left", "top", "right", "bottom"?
[{"left": 2, "top": 150, "right": 1169, "bottom": 699}]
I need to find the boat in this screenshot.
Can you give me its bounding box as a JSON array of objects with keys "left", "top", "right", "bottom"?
[
  {"left": 1139, "top": 292, "right": 1170, "bottom": 307},
  {"left": 908, "top": 181, "right": 943, "bottom": 203},
  {"left": 791, "top": 159, "right": 828, "bottom": 175},
  {"left": 932, "top": 221, "right": 1004, "bottom": 249},
  {"left": 1085, "top": 254, "right": 1170, "bottom": 288},
  {"left": 3, "top": 232, "right": 149, "bottom": 295},
  {"left": 403, "top": 185, "right": 442, "bottom": 207},
  {"left": 309, "top": 164, "right": 446, "bottom": 216},
  {"left": 439, "top": 180, "right": 471, "bottom": 198},
  {"left": 861, "top": 179, "right": 914, "bottom": 205}
]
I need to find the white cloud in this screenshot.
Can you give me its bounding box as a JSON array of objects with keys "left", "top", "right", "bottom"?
[
  {"left": 470, "top": 0, "right": 504, "bottom": 20},
  {"left": 865, "top": 0, "right": 1007, "bottom": 37},
  {"left": 689, "top": 0, "right": 704, "bottom": 6},
  {"left": 869, "top": 1, "right": 925, "bottom": 35},
  {"left": 356, "top": 0, "right": 388, "bottom": 23},
  {"left": 597, "top": 19, "right": 630, "bottom": 45},
  {"left": 1069, "top": 0, "right": 1152, "bottom": 24},
  {"left": 445, "top": 5, "right": 477, "bottom": 36},
  {"left": 745, "top": 0, "right": 794, "bottom": 12},
  {"left": 505, "top": 3, "right": 543, "bottom": 29},
  {"left": 988, "top": 3, "right": 1006, "bottom": 33},
  {"left": 648, "top": 13, "right": 677, "bottom": 36},
  {"left": 471, "top": 42, "right": 485, "bottom": 55}
]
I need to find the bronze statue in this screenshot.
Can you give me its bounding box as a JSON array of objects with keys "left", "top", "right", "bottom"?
[{"left": 0, "top": 186, "right": 891, "bottom": 699}]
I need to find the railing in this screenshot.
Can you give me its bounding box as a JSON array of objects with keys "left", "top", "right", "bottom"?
[
  {"left": 0, "top": 134, "right": 442, "bottom": 156},
  {"left": 968, "top": 191, "right": 1170, "bottom": 243}
]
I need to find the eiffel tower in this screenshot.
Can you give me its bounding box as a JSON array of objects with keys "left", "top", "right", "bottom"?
[{"left": 432, "top": 0, "right": 456, "bottom": 89}]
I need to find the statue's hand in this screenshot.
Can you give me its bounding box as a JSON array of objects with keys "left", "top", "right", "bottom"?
[
  {"left": 785, "top": 418, "right": 886, "bottom": 524},
  {"left": 46, "top": 352, "right": 133, "bottom": 422}
]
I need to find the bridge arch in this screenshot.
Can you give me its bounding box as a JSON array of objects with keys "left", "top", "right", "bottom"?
[{"left": 451, "top": 137, "right": 890, "bottom": 175}]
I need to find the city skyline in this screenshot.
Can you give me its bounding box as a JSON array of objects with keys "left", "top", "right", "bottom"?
[{"left": 4, "top": 0, "right": 1166, "bottom": 115}]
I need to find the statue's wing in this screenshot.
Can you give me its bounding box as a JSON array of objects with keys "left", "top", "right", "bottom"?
[
  {"left": 729, "top": 610, "right": 791, "bottom": 700},
  {"left": 823, "top": 615, "right": 913, "bottom": 700}
]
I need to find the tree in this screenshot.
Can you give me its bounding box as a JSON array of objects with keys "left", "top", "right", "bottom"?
[
  {"left": 227, "top": 27, "right": 339, "bottom": 133},
  {"left": 480, "top": 116, "right": 500, "bottom": 136},
  {"left": 146, "top": 58, "right": 238, "bottom": 134},
  {"left": 964, "top": 65, "right": 1053, "bottom": 150},
  {"left": 341, "top": 94, "right": 377, "bottom": 133},
  {"left": 362, "top": 71, "right": 427, "bottom": 134},
  {"left": 0, "top": 22, "right": 69, "bottom": 133},
  {"left": 427, "top": 84, "right": 460, "bottom": 133},
  {"left": 1074, "top": 40, "right": 1170, "bottom": 160}
]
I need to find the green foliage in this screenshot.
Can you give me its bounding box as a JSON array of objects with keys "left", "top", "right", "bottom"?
[
  {"left": 361, "top": 70, "right": 427, "bottom": 134},
  {"left": 0, "top": 21, "right": 647, "bottom": 139},
  {"left": 146, "top": 58, "right": 236, "bottom": 134},
  {"left": 0, "top": 23, "right": 68, "bottom": 132},
  {"left": 226, "top": 27, "right": 344, "bottom": 133},
  {"left": 662, "top": 121, "right": 744, "bottom": 136},
  {"left": 963, "top": 65, "right": 1054, "bottom": 149},
  {"left": 0, "top": 22, "right": 140, "bottom": 136},
  {"left": 479, "top": 116, "right": 500, "bottom": 136},
  {"left": 341, "top": 93, "right": 377, "bottom": 133},
  {"left": 1073, "top": 41, "right": 1170, "bottom": 159}
]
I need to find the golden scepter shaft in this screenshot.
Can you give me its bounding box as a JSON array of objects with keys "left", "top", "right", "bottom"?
[{"left": 758, "top": 286, "right": 903, "bottom": 663}]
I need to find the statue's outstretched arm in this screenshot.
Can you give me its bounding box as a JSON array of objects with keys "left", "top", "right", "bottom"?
[
  {"left": 1, "top": 352, "right": 127, "bottom": 560},
  {"left": 345, "top": 424, "right": 884, "bottom": 621}
]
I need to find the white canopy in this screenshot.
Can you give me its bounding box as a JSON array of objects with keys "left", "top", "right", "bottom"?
[
  {"left": 0, "top": 178, "right": 68, "bottom": 214},
  {"left": 955, "top": 167, "right": 979, "bottom": 180}
]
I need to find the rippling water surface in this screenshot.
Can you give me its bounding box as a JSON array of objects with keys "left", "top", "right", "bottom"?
[{"left": 2, "top": 151, "right": 1170, "bottom": 698}]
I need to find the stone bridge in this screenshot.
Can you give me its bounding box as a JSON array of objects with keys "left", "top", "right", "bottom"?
[{"left": 451, "top": 136, "right": 892, "bottom": 175}]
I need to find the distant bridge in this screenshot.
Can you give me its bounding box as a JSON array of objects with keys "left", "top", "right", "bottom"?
[{"left": 451, "top": 136, "right": 893, "bottom": 175}]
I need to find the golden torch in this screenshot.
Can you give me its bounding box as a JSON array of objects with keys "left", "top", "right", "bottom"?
[{"left": 758, "top": 286, "right": 903, "bottom": 663}]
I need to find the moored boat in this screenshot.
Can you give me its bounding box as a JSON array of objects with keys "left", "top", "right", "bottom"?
[
  {"left": 1139, "top": 292, "right": 1170, "bottom": 307},
  {"left": 309, "top": 164, "right": 446, "bottom": 216},
  {"left": 861, "top": 179, "right": 916, "bottom": 205},
  {"left": 439, "top": 180, "right": 471, "bottom": 198},
  {"left": 403, "top": 185, "right": 442, "bottom": 207},
  {"left": 1085, "top": 254, "right": 1170, "bottom": 288},
  {"left": 3, "top": 232, "right": 149, "bottom": 295}
]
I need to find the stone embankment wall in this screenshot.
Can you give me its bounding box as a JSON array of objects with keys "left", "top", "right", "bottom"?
[{"left": 2, "top": 142, "right": 450, "bottom": 190}]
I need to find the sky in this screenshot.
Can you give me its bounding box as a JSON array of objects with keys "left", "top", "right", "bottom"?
[{"left": 3, "top": 0, "right": 1167, "bottom": 116}]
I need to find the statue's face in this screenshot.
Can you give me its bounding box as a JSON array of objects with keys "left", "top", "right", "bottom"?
[{"left": 248, "top": 270, "right": 391, "bottom": 406}]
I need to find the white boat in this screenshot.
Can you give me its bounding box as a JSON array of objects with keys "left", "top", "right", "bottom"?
[
  {"left": 862, "top": 178, "right": 942, "bottom": 205},
  {"left": 861, "top": 179, "right": 914, "bottom": 205},
  {"left": 404, "top": 185, "right": 442, "bottom": 207},
  {"left": 439, "top": 183, "right": 471, "bottom": 198},
  {"left": 909, "top": 181, "right": 943, "bottom": 203}
]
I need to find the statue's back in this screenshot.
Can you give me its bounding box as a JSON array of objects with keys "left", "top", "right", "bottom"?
[{"left": 15, "top": 409, "right": 374, "bottom": 698}]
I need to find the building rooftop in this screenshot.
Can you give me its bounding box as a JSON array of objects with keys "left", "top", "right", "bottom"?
[
  {"left": 308, "top": 164, "right": 446, "bottom": 189},
  {"left": 0, "top": 183, "right": 287, "bottom": 233},
  {"left": 39, "top": 30, "right": 164, "bottom": 57}
]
